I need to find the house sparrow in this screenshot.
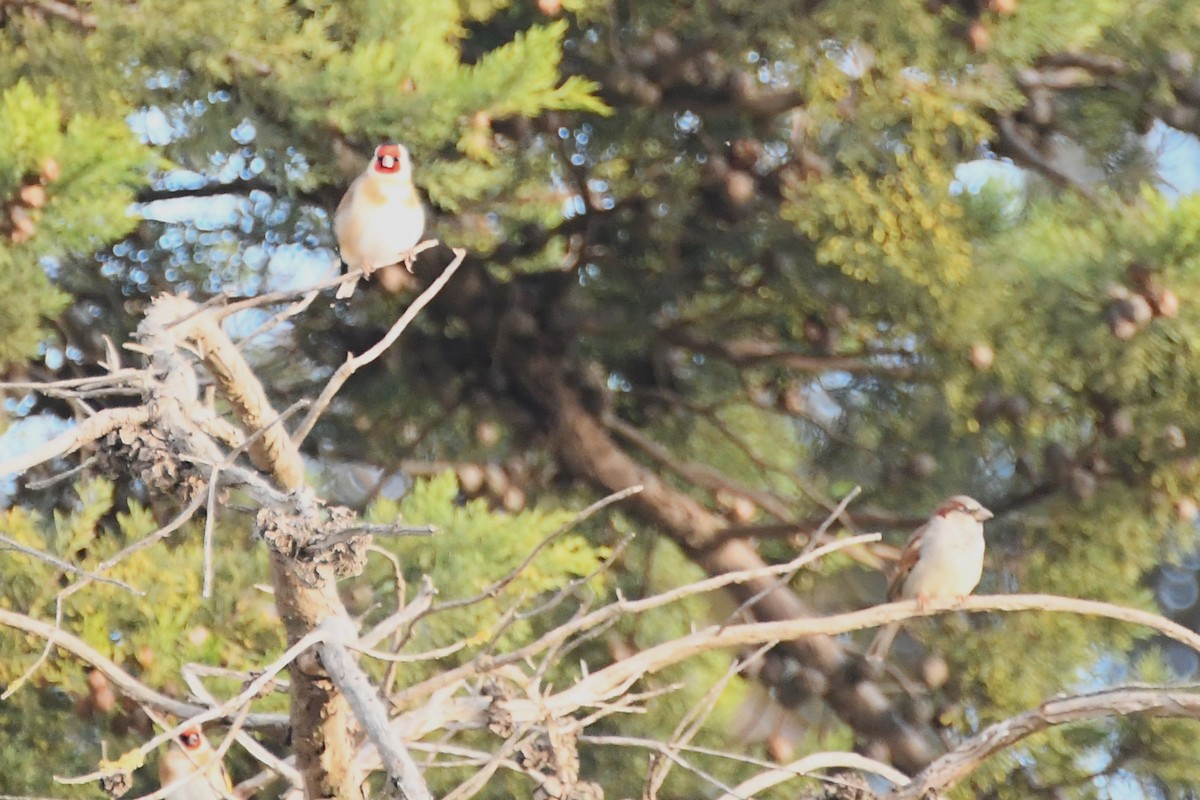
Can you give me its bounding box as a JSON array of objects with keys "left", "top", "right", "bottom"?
[
  {"left": 334, "top": 142, "right": 426, "bottom": 299},
  {"left": 158, "top": 726, "right": 233, "bottom": 800},
  {"left": 866, "top": 495, "right": 992, "bottom": 664}
]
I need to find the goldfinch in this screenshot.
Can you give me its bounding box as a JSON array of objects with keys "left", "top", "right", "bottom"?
[
  {"left": 334, "top": 142, "right": 426, "bottom": 299},
  {"left": 158, "top": 726, "right": 234, "bottom": 800}
]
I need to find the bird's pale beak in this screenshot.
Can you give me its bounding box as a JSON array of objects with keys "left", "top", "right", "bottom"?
[{"left": 975, "top": 508, "right": 994, "bottom": 522}]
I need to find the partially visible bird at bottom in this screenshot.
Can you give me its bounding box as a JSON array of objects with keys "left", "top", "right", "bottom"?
[
  {"left": 334, "top": 142, "right": 426, "bottom": 300},
  {"left": 158, "top": 726, "right": 233, "bottom": 800},
  {"left": 866, "top": 494, "right": 993, "bottom": 666}
]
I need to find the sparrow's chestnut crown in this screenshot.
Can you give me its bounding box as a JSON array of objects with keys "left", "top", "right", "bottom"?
[{"left": 935, "top": 494, "right": 992, "bottom": 522}]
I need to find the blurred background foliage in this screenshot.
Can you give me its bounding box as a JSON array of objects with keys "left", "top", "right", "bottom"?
[{"left": 3, "top": 0, "right": 1200, "bottom": 797}]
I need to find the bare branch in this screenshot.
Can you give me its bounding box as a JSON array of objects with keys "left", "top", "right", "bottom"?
[
  {"left": 148, "top": 294, "right": 304, "bottom": 490},
  {"left": 0, "top": 607, "right": 286, "bottom": 729},
  {"left": 887, "top": 684, "right": 1200, "bottom": 800},
  {"left": 0, "top": 531, "right": 140, "bottom": 593},
  {"left": 292, "top": 248, "right": 467, "bottom": 446},
  {"left": 646, "top": 644, "right": 773, "bottom": 796},
  {"left": 361, "top": 575, "right": 437, "bottom": 650},
  {"left": 356, "top": 592, "right": 1200, "bottom": 784},
  {"left": 717, "top": 751, "right": 911, "bottom": 799},
  {"left": 0, "top": 407, "right": 149, "bottom": 478},
  {"left": 317, "top": 617, "right": 432, "bottom": 800},
  {"left": 56, "top": 627, "right": 326, "bottom": 785},
  {"left": 724, "top": 487, "right": 862, "bottom": 626},
  {"left": 434, "top": 485, "right": 643, "bottom": 614},
  {"left": 548, "top": 594, "right": 1200, "bottom": 716},
  {"left": 307, "top": 522, "right": 437, "bottom": 555},
  {"left": 388, "top": 534, "right": 882, "bottom": 713}
]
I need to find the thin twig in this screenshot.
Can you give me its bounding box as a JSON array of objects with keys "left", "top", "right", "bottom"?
[
  {"left": 389, "top": 534, "right": 881, "bottom": 710},
  {"left": 515, "top": 531, "right": 635, "bottom": 622},
  {"left": 1, "top": 595, "right": 65, "bottom": 700},
  {"left": 0, "top": 607, "right": 286, "bottom": 728},
  {"left": 360, "top": 575, "right": 437, "bottom": 650},
  {"left": 646, "top": 643, "right": 774, "bottom": 797},
  {"left": 53, "top": 628, "right": 324, "bottom": 784},
  {"left": 0, "top": 531, "right": 141, "bottom": 594},
  {"left": 307, "top": 522, "right": 437, "bottom": 554},
  {"left": 61, "top": 492, "right": 207, "bottom": 600},
  {"left": 291, "top": 248, "right": 467, "bottom": 446},
  {"left": 25, "top": 455, "right": 96, "bottom": 490},
  {"left": 436, "top": 485, "right": 642, "bottom": 614},
  {"left": 716, "top": 751, "right": 911, "bottom": 799},
  {"left": 722, "top": 487, "right": 862, "bottom": 630},
  {"left": 234, "top": 289, "right": 320, "bottom": 351},
  {"left": 349, "top": 639, "right": 466, "bottom": 664},
  {"left": 202, "top": 465, "right": 221, "bottom": 599}
]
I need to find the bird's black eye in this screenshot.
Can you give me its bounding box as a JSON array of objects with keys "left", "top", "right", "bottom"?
[{"left": 180, "top": 730, "right": 202, "bottom": 749}]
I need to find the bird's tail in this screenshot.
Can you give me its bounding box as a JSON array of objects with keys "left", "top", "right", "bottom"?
[{"left": 866, "top": 621, "right": 902, "bottom": 666}]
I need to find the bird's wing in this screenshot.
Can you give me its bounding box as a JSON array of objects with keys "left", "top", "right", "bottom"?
[
  {"left": 886, "top": 520, "right": 928, "bottom": 601},
  {"left": 334, "top": 178, "right": 364, "bottom": 264}
]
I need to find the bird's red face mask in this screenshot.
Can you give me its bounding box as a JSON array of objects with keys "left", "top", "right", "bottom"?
[
  {"left": 373, "top": 144, "right": 406, "bottom": 175},
  {"left": 178, "top": 727, "right": 204, "bottom": 750}
]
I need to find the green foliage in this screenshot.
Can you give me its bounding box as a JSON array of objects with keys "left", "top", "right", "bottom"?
[
  {"left": 0, "top": 478, "right": 284, "bottom": 699},
  {"left": 5, "top": 0, "right": 1200, "bottom": 796},
  {"left": 0, "top": 81, "right": 152, "bottom": 367},
  {"left": 364, "top": 473, "right": 607, "bottom": 666},
  {"left": 785, "top": 63, "right": 993, "bottom": 303}
]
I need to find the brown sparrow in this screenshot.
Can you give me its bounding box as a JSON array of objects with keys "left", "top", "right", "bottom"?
[
  {"left": 866, "top": 494, "right": 992, "bottom": 664},
  {"left": 158, "top": 726, "right": 233, "bottom": 800},
  {"left": 334, "top": 142, "right": 426, "bottom": 299}
]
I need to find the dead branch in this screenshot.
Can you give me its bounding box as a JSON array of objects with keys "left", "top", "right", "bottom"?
[
  {"left": 0, "top": 530, "right": 140, "bottom": 593},
  {"left": 149, "top": 294, "right": 304, "bottom": 489},
  {"left": 548, "top": 594, "right": 1200, "bottom": 715},
  {"left": 717, "top": 751, "right": 910, "bottom": 799},
  {"left": 370, "top": 590, "right": 1200, "bottom": 751},
  {"left": 388, "top": 534, "right": 883, "bottom": 712},
  {"left": 0, "top": 406, "right": 149, "bottom": 478},
  {"left": 292, "top": 247, "right": 467, "bottom": 446},
  {"left": 0, "top": 607, "right": 286, "bottom": 728},
  {"left": 317, "top": 617, "right": 432, "bottom": 800},
  {"left": 886, "top": 684, "right": 1200, "bottom": 800},
  {"left": 55, "top": 627, "right": 326, "bottom": 786}
]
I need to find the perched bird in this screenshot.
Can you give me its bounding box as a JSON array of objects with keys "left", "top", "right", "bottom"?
[
  {"left": 334, "top": 142, "right": 426, "bottom": 299},
  {"left": 158, "top": 726, "right": 233, "bottom": 800},
  {"left": 866, "top": 495, "right": 992, "bottom": 665}
]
